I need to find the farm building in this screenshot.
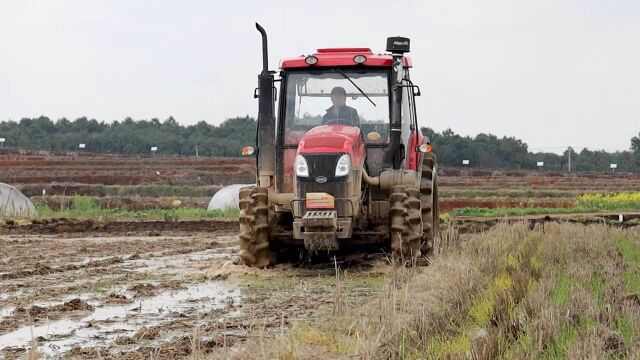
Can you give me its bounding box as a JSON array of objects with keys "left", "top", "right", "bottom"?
[{"left": 0, "top": 183, "right": 36, "bottom": 217}]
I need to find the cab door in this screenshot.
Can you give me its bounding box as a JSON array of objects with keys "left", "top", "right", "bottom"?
[{"left": 401, "top": 70, "right": 421, "bottom": 170}]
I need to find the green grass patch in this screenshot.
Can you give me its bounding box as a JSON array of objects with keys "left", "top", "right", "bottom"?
[
  {"left": 588, "top": 271, "right": 606, "bottom": 308},
  {"left": 470, "top": 296, "right": 493, "bottom": 326},
  {"left": 623, "top": 270, "right": 640, "bottom": 296},
  {"left": 541, "top": 322, "right": 576, "bottom": 360},
  {"left": 551, "top": 275, "right": 573, "bottom": 308},
  {"left": 426, "top": 334, "right": 472, "bottom": 358},
  {"left": 36, "top": 197, "right": 238, "bottom": 219},
  {"left": 616, "top": 315, "right": 634, "bottom": 348},
  {"left": 616, "top": 236, "right": 640, "bottom": 267},
  {"left": 543, "top": 317, "right": 596, "bottom": 360},
  {"left": 290, "top": 324, "right": 352, "bottom": 355},
  {"left": 616, "top": 235, "right": 640, "bottom": 296}
]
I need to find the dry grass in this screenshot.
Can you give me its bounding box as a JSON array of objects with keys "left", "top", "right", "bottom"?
[{"left": 225, "top": 223, "right": 640, "bottom": 359}]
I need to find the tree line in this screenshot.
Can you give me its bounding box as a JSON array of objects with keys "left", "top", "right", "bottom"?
[
  {"left": 422, "top": 127, "right": 640, "bottom": 172},
  {"left": 1, "top": 116, "right": 639, "bottom": 172},
  {"left": 0, "top": 116, "right": 256, "bottom": 157}
]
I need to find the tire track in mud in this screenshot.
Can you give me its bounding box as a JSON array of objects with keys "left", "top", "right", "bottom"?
[
  {"left": 0, "top": 233, "right": 235, "bottom": 277},
  {"left": 0, "top": 256, "right": 124, "bottom": 280},
  {"left": 0, "top": 234, "right": 239, "bottom": 338}
]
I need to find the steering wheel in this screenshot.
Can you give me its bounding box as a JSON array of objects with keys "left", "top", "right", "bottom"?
[{"left": 324, "top": 118, "right": 353, "bottom": 126}]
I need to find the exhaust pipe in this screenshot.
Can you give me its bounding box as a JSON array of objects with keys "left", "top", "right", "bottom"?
[
  {"left": 255, "top": 23, "right": 276, "bottom": 187},
  {"left": 386, "top": 36, "right": 411, "bottom": 170},
  {"left": 256, "top": 23, "right": 269, "bottom": 75}
]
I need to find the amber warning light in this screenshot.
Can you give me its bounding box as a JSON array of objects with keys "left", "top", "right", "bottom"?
[{"left": 242, "top": 146, "right": 255, "bottom": 156}]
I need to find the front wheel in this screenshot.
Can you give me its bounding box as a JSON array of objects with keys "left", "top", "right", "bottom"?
[
  {"left": 420, "top": 153, "right": 439, "bottom": 258},
  {"left": 238, "top": 186, "right": 276, "bottom": 268},
  {"left": 389, "top": 185, "right": 423, "bottom": 262}
]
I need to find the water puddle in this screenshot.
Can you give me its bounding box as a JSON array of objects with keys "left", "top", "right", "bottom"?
[
  {"left": 0, "top": 281, "right": 241, "bottom": 357},
  {"left": 0, "top": 306, "right": 15, "bottom": 318},
  {"left": 130, "top": 248, "right": 233, "bottom": 274}
]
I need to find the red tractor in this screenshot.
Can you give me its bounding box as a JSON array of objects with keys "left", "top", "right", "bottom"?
[{"left": 239, "top": 24, "right": 438, "bottom": 267}]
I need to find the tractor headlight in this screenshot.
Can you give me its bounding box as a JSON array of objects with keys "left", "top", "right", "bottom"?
[
  {"left": 335, "top": 154, "right": 351, "bottom": 177},
  {"left": 295, "top": 155, "right": 309, "bottom": 177}
]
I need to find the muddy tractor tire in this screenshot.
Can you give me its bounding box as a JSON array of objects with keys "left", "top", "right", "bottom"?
[
  {"left": 390, "top": 185, "right": 423, "bottom": 261},
  {"left": 238, "top": 186, "right": 276, "bottom": 268},
  {"left": 420, "top": 153, "right": 439, "bottom": 257}
]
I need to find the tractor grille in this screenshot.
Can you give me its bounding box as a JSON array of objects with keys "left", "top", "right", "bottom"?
[
  {"left": 295, "top": 153, "right": 350, "bottom": 216},
  {"left": 296, "top": 181, "right": 349, "bottom": 216},
  {"left": 303, "top": 154, "right": 340, "bottom": 179}
]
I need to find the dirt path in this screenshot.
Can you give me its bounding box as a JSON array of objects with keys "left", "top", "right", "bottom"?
[{"left": 0, "top": 228, "right": 388, "bottom": 359}]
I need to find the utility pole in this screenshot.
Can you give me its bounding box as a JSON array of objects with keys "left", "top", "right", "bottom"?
[
  {"left": 195, "top": 144, "right": 199, "bottom": 157},
  {"left": 568, "top": 147, "right": 572, "bottom": 173}
]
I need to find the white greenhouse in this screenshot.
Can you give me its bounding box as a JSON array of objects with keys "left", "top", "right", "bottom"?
[
  {"left": 0, "top": 183, "right": 36, "bottom": 217},
  {"left": 207, "top": 184, "right": 254, "bottom": 211}
]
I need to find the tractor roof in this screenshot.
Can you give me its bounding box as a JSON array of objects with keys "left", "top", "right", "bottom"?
[{"left": 280, "top": 48, "right": 412, "bottom": 69}]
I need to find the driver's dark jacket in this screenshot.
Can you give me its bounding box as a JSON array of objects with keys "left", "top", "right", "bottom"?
[{"left": 322, "top": 106, "right": 360, "bottom": 126}]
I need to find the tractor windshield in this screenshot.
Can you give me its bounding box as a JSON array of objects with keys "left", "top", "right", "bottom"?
[{"left": 283, "top": 69, "right": 390, "bottom": 145}]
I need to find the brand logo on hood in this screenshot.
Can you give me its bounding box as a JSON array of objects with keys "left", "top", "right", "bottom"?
[{"left": 315, "top": 176, "right": 327, "bottom": 183}]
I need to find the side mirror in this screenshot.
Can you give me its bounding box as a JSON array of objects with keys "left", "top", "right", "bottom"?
[
  {"left": 253, "top": 87, "right": 278, "bottom": 100},
  {"left": 398, "top": 80, "right": 421, "bottom": 96}
]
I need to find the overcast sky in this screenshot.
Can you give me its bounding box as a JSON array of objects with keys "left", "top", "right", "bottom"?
[{"left": 0, "top": 0, "right": 638, "bottom": 152}]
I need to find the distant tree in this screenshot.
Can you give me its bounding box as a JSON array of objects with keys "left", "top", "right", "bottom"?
[
  {"left": 632, "top": 133, "right": 640, "bottom": 154},
  {"left": 563, "top": 147, "right": 577, "bottom": 171},
  {"left": 592, "top": 150, "right": 608, "bottom": 172}
]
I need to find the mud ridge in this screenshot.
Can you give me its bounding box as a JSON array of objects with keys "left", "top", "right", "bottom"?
[
  {"left": 0, "top": 218, "right": 238, "bottom": 235},
  {"left": 0, "top": 256, "right": 123, "bottom": 280}
]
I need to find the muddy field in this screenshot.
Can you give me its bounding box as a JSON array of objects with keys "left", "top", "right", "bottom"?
[
  {"left": 3, "top": 220, "right": 640, "bottom": 359},
  {"left": 0, "top": 223, "right": 389, "bottom": 359}
]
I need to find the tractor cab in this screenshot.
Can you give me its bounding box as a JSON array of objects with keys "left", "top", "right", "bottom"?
[
  {"left": 278, "top": 48, "right": 420, "bottom": 181},
  {"left": 238, "top": 24, "right": 438, "bottom": 267}
]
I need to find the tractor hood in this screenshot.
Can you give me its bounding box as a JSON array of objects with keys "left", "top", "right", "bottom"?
[{"left": 297, "top": 125, "right": 365, "bottom": 165}]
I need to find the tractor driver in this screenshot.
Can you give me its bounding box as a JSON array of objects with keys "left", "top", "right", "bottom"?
[{"left": 322, "top": 86, "right": 360, "bottom": 126}]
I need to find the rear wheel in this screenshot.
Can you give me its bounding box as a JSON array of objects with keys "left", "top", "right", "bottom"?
[
  {"left": 420, "top": 153, "right": 439, "bottom": 258},
  {"left": 238, "top": 186, "right": 276, "bottom": 267},
  {"left": 390, "top": 185, "right": 422, "bottom": 262}
]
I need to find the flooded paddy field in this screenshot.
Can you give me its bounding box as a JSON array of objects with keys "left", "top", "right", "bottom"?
[{"left": 0, "top": 225, "right": 387, "bottom": 359}]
